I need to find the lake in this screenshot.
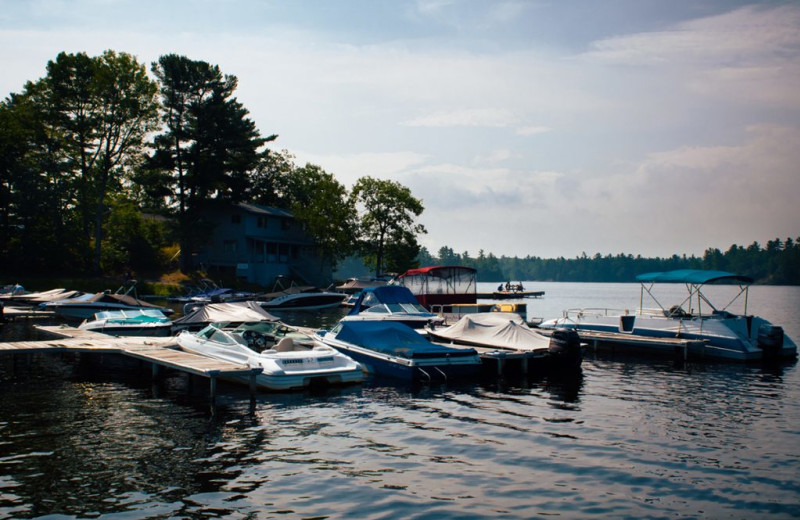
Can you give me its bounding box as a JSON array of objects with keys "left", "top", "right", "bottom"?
[{"left": 1, "top": 282, "right": 798, "bottom": 519}]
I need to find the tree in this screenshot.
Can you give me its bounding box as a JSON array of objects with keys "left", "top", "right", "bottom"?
[
  {"left": 151, "top": 54, "right": 274, "bottom": 271},
  {"left": 42, "top": 51, "right": 159, "bottom": 273},
  {"left": 283, "top": 163, "right": 357, "bottom": 271},
  {"left": 351, "top": 176, "right": 426, "bottom": 276}
]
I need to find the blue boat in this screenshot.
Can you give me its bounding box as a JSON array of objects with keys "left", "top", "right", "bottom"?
[
  {"left": 316, "top": 321, "right": 482, "bottom": 382},
  {"left": 540, "top": 269, "right": 798, "bottom": 361},
  {"left": 342, "top": 285, "right": 444, "bottom": 329}
]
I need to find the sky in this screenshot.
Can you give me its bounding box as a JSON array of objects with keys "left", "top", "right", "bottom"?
[{"left": 1, "top": 0, "right": 799, "bottom": 259}]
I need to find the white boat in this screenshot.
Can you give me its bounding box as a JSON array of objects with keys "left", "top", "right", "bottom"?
[
  {"left": 41, "top": 281, "right": 174, "bottom": 321},
  {"left": 176, "top": 323, "right": 364, "bottom": 391},
  {"left": 79, "top": 309, "right": 173, "bottom": 337},
  {"left": 316, "top": 321, "right": 482, "bottom": 382},
  {"left": 341, "top": 285, "right": 444, "bottom": 329},
  {"left": 539, "top": 269, "right": 798, "bottom": 362},
  {"left": 257, "top": 278, "right": 345, "bottom": 311},
  {"left": 427, "top": 312, "right": 582, "bottom": 368}
]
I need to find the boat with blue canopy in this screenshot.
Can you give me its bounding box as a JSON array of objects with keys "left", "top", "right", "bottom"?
[
  {"left": 539, "top": 269, "right": 797, "bottom": 361},
  {"left": 341, "top": 285, "right": 444, "bottom": 329},
  {"left": 315, "top": 321, "right": 482, "bottom": 381}
]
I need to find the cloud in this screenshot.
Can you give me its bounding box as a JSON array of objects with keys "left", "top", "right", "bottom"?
[{"left": 402, "top": 108, "right": 517, "bottom": 128}]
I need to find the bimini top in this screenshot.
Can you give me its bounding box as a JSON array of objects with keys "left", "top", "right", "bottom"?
[
  {"left": 636, "top": 269, "right": 753, "bottom": 285},
  {"left": 335, "top": 321, "right": 477, "bottom": 359},
  {"left": 396, "top": 265, "right": 477, "bottom": 278}
]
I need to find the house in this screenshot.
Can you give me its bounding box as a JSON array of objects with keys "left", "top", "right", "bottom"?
[{"left": 194, "top": 202, "right": 333, "bottom": 288}]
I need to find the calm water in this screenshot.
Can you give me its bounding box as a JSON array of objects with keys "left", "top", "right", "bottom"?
[{"left": 1, "top": 282, "right": 798, "bottom": 519}]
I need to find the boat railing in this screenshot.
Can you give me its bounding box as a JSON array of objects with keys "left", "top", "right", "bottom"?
[{"left": 561, "top": 307, "right": 680, "bottom": 320}]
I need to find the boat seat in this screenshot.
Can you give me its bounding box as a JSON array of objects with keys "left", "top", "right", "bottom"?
[{"left": 275, "top": 337, "right": 295, "bottom": 352}]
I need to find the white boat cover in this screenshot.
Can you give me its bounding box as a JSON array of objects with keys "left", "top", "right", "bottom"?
[
  {"left": 429, "top": 312, "right": 550, "bottom": 352},
  {"left": 173, "top": 301, "right": 278, "bottom": 326}
]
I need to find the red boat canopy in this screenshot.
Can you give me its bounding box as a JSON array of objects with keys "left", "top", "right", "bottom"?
[{"left": 394, "top": 266, "right": 477, "bottom": 307}]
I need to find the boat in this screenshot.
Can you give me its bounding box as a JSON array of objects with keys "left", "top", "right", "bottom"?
[
  {"left": 341, "top": 285, "right": 444, "bottom": 329},
  {"left": 256, "top": 277, "right": 345, "bottom": 311},
  {"left": 335, "top": 277, "right": 388, "bottom": 294},
  {"left": 427, "top": 312, "right": 582, "bottom": 368},
  {"left": 538, "top": 269, "right": 798, "bottom": 362},
  {"left": 0, "top": 287, "right": 85, "bottom": 306},
  {"left": 41, "top": 281, "right": 174, "bottom": 321},
  {"left": 176, "top": 323, "right": 364, "bottom": 391},
  {"left": 172, "top": 301, "right": 279, "bottom": 332},
  {"left": 392, "top": 266, "right": 478, "bottom": 307},
  {"left": 315, "top": 320, "right": 482, "bottom": 381},
  {"left": 78, "top": 309, "right": 173, "bottom": 337}
]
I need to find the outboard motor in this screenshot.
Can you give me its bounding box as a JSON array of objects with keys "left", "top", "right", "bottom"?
[
  {"left": 757, "top": 324, "right": 784, "bottom": 359},
  {"left": 548, "top": 328, "right": 582, "bottom": 369}
]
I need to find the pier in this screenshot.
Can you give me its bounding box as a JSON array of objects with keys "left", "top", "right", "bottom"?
[
  {"left": 0, "top": 325, "right": 262, "bottom": 401},
  {"left": 573, "top": 329, "right": 707, "bottom": 360}
]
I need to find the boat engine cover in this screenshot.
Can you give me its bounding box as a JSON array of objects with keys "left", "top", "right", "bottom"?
[
  {"left": 758, "top": 324, "right": 784, "bottom": 357},
  {"left": 548, "top": 328, "right": 582, "bottom": 368}
]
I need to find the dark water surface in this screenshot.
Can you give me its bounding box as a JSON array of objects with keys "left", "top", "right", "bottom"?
[{"left": 1, "top": 283, "right": 798, "bottom": 519}]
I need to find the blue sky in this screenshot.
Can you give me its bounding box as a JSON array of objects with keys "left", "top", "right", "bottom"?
[{"left": 2, "top": 0, "right": 798, "bottom": 259}]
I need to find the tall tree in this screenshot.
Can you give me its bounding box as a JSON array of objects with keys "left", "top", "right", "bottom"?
[
  {"left": 284, "top": 163, "right": 357, "bottom": 270},
  {"left": 40, "top": 50, "right": 159, "bottom": 273},
  {"left": 151, "top": 54, "right": 274, "bottom": 271},
  {"left": 350, "top": 176, "right": 426, "bottom": 276}
]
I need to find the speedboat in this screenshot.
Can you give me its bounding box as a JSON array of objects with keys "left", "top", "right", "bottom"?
[
  {"left": 79, "top": 309, "right": 173, "bottom": 337},
  {"left": 341, "top": 285, "right": 444, "bottom": 329},
  {"left": 427, "top": 312, "right": 582, "bottom": 368},
  {"left": 176, "top": 323, "right": 364, "bottom": 391},
  {"left": 256, "top": 278, "right": 345, "bottom": 311},
  {"left": 41, "top": 281, "right": 174, "bottom": 321},
  {"left": 539, "top": 269, "right": 798, "bottom": 362},
  {"left": 315, "top": 321, "right": 482, "bottom": 382}
]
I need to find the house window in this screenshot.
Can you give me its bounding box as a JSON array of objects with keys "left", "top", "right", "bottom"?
[
  {"left": 281, "top": 218, "right": 291, "bottom": 231},
  {"left": 257, "top": 216, "right": 267, "bottom": 228},
  {"left": 223, "top": 240, "right": 237, "bottom": 254},
  {"left": 231, "top": 214, "right": 241, "bottom": 224},
  {"left": 266, "top": 242, "right": 277, "bottom": 262}
]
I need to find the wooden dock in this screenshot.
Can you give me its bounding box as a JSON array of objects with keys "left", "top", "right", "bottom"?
[
  {"left": 571, "top": 329, "right": 707, "bottom": 359},
  {"left": 0, "top": 325, "right": 262, "bottom": 399},
  {"left": 0, "top": 305, "right": 55, "bottom": 321},
  {"left": 476, "top": 290, "right": 545, "bottom": 300}
]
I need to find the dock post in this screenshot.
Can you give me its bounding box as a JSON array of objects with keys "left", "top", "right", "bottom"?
[
  {"left": 152, "top": 363, "right": 160, "bottom": 379},
  {"left": 249, "top": 370, "right": 257, "bottom": 398},
  {"left": 521, "top": 355, "right": 528, "bottom": 375},
  {"left": 209, "top": 375, "right": 218, "bottom": 405},
  {"left": 497, "top": 353, "right": 505, "bottom": 377}
]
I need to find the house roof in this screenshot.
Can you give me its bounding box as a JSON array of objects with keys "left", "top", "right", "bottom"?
[{"left": 236, "top": 203, "right": 293, "bottom": 218}]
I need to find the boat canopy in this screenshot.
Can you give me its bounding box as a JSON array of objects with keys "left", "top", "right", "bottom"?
[
  {"left": 335, "top": 321, "right": 477, "bottom": 359},
  {"left": 429, "top": 313, "right": 550, "bottom": 352},
  {"left": 636, "top": 269, "right": 753, "bottom": 285},
  {"left": 393, "top": 265, "right": 477, "bottom": 306},
  {"left": 173, "top": 301, "right": 278, "bottom": 327}
]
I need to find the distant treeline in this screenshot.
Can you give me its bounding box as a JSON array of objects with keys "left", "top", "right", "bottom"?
[{"left": 411, "top": 237, "right": 800, "bottom": 285}]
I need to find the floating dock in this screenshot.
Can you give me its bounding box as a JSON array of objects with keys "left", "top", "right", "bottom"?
[
  {"left": 476, "top": 290, "right": 545, "bottom": 300},
  {"left": 569, "top": 329, "right": 707, "bottom": 359},
  {"left": 0, "top": 325, "right": 262, "bottom": 400}
]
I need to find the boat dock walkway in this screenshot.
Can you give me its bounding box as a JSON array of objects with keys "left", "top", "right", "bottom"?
[
  {"left": 0, "top": 326, "right": 262, "bottom": 399},
  {"left": 0, "top": 305, "right": 55, "bottom": 321},
  {"left": 571, "top": 329, "right": 707, "bottom": 359}
]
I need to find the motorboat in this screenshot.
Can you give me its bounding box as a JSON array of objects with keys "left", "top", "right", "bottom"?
[
  {"left": 256, "top": 278, "right": 345, "bottom": 311},
  {"left": 315, "top": 320, "right": 482, "bottom": 382},
  {"left": 335, "top": 277, "right": 388, "bottom": 294},
  {"left": 341, "top": 285, "right": 444, "bottom": 329},
  {"left": 172, "top": 301, "right": 279, "bottom": 332},
  {"left": 539, "top": 269, "right": 798, "bottom": 362},
  {"left": 259, "top": 289, "right": 345, "bottom": 311},
  {"left": 427, "top": 312, "right": 582, "bottom": 368},
  {"left": 78, "top": 309, "right": 173, "bottom": 337},
  {"left": 176, "top": 323, "right": 364, "bottom": 391},
  {"left": 0, "top": 287, "right": 85, "bottom": 306},
  {"left": 41, "top": 281, "right": 174, "bottom": 321}
]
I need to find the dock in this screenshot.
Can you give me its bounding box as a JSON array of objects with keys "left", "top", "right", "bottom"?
[
  {"left": 0, "top": 325, "right": 262, "bottom": 400},
  {"left": 571, "top": 329, "right": 707, "bottom": 359},
  {"left": 476, "top": 290, "right": 544, "bottom": 300}
]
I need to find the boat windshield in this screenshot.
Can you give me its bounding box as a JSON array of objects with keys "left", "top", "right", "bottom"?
[
  {"left": 386, "top": 302, "right": 430, "bottom": 314},
  {"left": 197, "top": 325, "right": 242, "bottom": 345}
]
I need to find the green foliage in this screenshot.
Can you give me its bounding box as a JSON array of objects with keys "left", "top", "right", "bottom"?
[
  {"left": 418, "top": 237, "right": 800, "bottom": 284},
  {"left": 100, "top": 197, "right": 170, "bottom": 274},
  {"left": 351, "top": 176, "right": 426, "bottom": 276}
]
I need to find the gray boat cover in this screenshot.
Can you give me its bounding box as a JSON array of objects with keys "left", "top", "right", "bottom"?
[
  {"left": 429, "top": 312, "right": 550, "bottom": 352},
  {"left": 173, "top": 301, "right": 278, "bottom": 326}
]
